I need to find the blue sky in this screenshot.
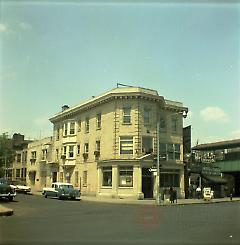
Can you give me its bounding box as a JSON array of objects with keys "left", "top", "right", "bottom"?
[{"left": 0, "top": 1, "right": 239, "bottom": 145}]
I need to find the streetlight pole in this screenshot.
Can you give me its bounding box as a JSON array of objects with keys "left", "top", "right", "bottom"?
[{"left": 156, "top": 122, "right": 160, "bottom": 205}]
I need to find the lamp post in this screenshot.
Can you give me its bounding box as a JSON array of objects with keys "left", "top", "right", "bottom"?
[{"left": 156, "top": 122, "right": 160, "bottom": 205}]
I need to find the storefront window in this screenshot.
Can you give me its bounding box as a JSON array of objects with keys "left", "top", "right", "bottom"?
[
  {"left": 102, "top": 167, "right": 112, "bottom": 186},
  {"left": 119, "top": 166, "right": 133, "bottom": 187},
  {"left": 160, "top": 169, "right": 180, "bottom": 187}
]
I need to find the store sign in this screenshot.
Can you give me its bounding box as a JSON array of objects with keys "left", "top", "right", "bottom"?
[{"left": 201, "top": 166, "right": 221, "bottom": 176}]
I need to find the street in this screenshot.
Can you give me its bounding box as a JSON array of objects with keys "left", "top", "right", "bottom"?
[{"left": 0, "top": 194, "right": 240, "bottom": 245}]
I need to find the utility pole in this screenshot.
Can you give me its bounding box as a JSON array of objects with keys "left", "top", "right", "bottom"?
[{"left": 156, "top": 122, "right": 160, "bottom": 205}]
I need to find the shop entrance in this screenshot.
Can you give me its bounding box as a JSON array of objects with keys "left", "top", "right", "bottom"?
[{"left": 142, "top": 168, "right": 153, "bottom": 199}]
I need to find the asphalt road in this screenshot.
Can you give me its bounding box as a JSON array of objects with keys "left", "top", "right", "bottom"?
[{"left": 0, "top": 194, "right": 240, "bottom": 245}]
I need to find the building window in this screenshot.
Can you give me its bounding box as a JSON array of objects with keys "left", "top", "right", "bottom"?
[
  {"left": 96, "top": 140, "right": 100, "bottom": 152},
  {"left": 144, "top": 108, "right": 151, "bottom": 124},
  {"left": 16, "top": 169, "right": 21, "bottom": 178},
  {"left": 167, "top": 144, "right": 174, "bottom": 160},
  {"left": 85, "top": 117, "right": 90, "bottom": 133},
  {"left": 22, "top": 151, "right": 27, "bottom": 163},
  {"left": 31, "top": 151, "right": 36, "bottom": 159},
  {"left": 77, "top": 145, "right": 80, "bottom": 155},
  {"left": 70, "top": 122, "right": 75, "bottom": 135},
  {"left": 142, "top": 137, "right": 153, "bottom": 154},
  {"left": 119, "top": 166, "right": 133, "bottom": 187},
  {"left": 159, "top": 143, "right": 167, "bottom": 161},
  {"left": 69, "top": 145, "right": 74, "bottom": 158},
  {"left": 42, "top": 149, "right": 47, "bottom": 160},
  {"left": 84, "top": 143, "right": 89, "bottom": 153},
  {"left": 57, "top": 128, "right": 60, "bottom": 140},
  {"left": 174, "top": 144, "right": 181, "bottom": 160},
  {"left": 160, "top": 169, "right": 180, "bottom": 187},
  {"left": 64, "top": 123, "right": 68, "bottom": 136},
  {"left": 159, "top": 117, "right": 166, "bottom": 131},
  {"left": 55, "top": 149, "right": 59, "bottom": 161},
  {"left": 171, "top": 118, "right": 178, "bottom": 133},
  {"left": 16, "top": 154, "right": 21, "bottom": 163},
  {"left": 83, "top": 171, "right": 87, "bottom": 186},
  {"left": 120, "top": 137, "right": 133, "bottom": 154},
  {"left": 75, "top": 171, "right": 79, "bottom": 187},
  {"left": 123, "top": 107, "right": 131, "bottom": 124},
  {"left": 102, "top": 167, "right": 112, "bottom": 187},
  {"left": 96, "top": 113, "right": 101, "bottom": 129},
  {"left": 63, "top": 146, "right": 67, "bottom": 156}
]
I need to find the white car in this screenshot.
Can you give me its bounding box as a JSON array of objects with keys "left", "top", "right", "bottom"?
[
  {"left": 10, "top": 182, "right": 31, "bottom": 194},
  {"left": 42, "top": 182, "right": 80, "bottom": 200}
]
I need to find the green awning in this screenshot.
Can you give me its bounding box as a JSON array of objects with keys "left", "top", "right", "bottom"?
[
  {"left": 202, "top": 174, "right": 227, "bottom": 184},
  {"left": 214, "top": 160, "right": 240, "bottom": 172}
]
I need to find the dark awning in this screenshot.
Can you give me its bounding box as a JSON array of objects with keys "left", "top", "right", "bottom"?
[{"left": 202, "top": 174, "right": 227, "bottom": 184}]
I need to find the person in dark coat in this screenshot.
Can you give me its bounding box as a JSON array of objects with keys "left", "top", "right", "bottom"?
[
  {"left": 169, "top": 187, "right": 174, "bottom": 203},
  {"left": 173, "top": 189, "right": 177, "bottom": 203}
]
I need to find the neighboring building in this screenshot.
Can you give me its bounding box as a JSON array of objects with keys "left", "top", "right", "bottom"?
[
  {"left": 5, "top": 133, "right": 31, "bottom": 184},
  {"left": 191, "top": 139, "right": 240, "bottom": 197},
  {"left": 49, "top": 87, "right": 188, "bottom": 199},
  {"left": 27, "top": 137, "right": 57, "bottom": 191}
]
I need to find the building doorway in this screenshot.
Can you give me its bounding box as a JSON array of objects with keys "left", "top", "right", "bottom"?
[
  {"left": 142, "top": 168, "right": 153, "bottom": 198},
  {"left": 52, "top": 172, "right": 57, "bottom": 183}
]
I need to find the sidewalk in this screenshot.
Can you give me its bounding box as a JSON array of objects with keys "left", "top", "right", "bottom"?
[{"left": 31, "top": 191, "right": 240, "bottom": 206}]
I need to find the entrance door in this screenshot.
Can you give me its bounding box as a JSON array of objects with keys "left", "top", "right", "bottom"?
[
  {"left": 142, "top": 168, "right": 153, "bottom": 198},
  {"left": 52, "top": 172, "right": 57, "bottom": 183}
]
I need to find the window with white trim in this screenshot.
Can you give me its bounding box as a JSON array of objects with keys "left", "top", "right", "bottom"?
[
  {"left": 70, "top": 122, "right": 75, "bottom": 135},
  {"left": 68, "top": 145, "right": 74, "bottom": 158},
  {"left": 64, "top": 123, "right": 68, "bottom": 136},
  {"left": 102, "top": 167, "right": 112, "bottom": 186},
  {"left": 119, "top": 166, "right": 133, "bottom": 187},
  {"left": 84, "top": 143, "right": 89, "bottom": 153},
  {"left": 83, "top": 171, "right": 87, "bottom": 186},
  {"left": 123, "top": 107, "right": 131, "bottom": 124},
  {"left": 120, "top": 137, "right": 133, "bottom": 154}
]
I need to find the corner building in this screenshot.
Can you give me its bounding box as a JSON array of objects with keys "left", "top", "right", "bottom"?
[{"left": 50, "top": 87, "right": 188, "bottom": 199}]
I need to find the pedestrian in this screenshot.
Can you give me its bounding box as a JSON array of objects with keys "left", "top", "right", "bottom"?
[
  {"left": 169, "top": 187, "right": 174, "bottom": 203},
  {"left": 173, "top": 189, "right": 177, "bottom": 203},
  {"left": 196, "top": 187, "right": 201, "bottom": 199}
]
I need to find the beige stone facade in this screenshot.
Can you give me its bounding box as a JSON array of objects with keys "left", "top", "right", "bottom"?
[
  {"left": 26, "top": 137, "right": 58, "bottom": 191},
  {"left": 48, "top": 87, "right": 188, "bottom": 199}
]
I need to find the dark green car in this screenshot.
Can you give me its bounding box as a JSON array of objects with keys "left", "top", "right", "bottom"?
[{"left": 0, "top": 178, "right": 16, "bottom": 201}]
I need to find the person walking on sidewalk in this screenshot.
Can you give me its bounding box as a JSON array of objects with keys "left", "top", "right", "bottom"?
[
  {"left": 173, "top": 189, "right": 177, "bottom": 203},
  {"left": 196, "top": 187, "right": 201, "bottom": 199},
  {"left": 169, "top": 187, "right": 174, "bottom": 203}
]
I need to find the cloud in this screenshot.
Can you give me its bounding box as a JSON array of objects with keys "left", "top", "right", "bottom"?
[
  {"left": 200, "top": 106, "right": 230, "bottom": 123},
  {"left": 19, "top": 22, "right": 32, "bottom": 30},
  {"left": 0, "top": 23, "right": 8, "bottom": 33}
]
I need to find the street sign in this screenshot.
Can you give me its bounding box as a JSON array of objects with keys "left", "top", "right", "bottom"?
[{"left": 149, "top": 168, "right": 157, "bottom": 172}]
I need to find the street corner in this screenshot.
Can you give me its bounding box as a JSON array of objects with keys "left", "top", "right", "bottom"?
[{"left": 0, "top": 205, "right": 14, "bottom": 216}]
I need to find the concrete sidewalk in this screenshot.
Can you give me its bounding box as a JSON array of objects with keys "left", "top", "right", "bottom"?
[{"left": 31, "top": 191, "right": 240, "bottom": 206}]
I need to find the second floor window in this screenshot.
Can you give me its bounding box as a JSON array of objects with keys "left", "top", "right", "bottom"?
[
  {"left": 160, "top": 117, "right": 166, "bottom": 131},
  {"left": 142, "top": 137, "right": 153, "bottom": 154},
  {"left": 69, "top": 145, "right": 74, "bottom": 158},
  {"left": 171, "top": 118, "right": 178, "bottom": 133},
  {"left": 42, "top": 149, "right": 47, "bottom": 160},
  {"left": 123, "top": 107, "right": 131, "bottom": 124},
  {"left": 70, "top": 122, "right": 75, "bottom": 135},
  {"left": 16, "top": 154, "right": 21, "bottom": 163},
  {"left": 31, "top": 151, "right": 36, "bottom": 159},
  {"left": 63, "top": 146, "right": 67, "bottom": 156},
  {"left": 96, "top": 113, "right": 101, "bottom": 129},
  {"left": 120, "top": 137, "right": 133, "bottom": 154}
]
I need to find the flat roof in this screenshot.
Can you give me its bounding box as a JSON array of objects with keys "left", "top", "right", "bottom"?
[{"left": 192, "top": 139, "right": 240, "bottom": 151}]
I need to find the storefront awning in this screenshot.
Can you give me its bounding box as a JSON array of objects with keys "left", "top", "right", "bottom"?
[{"left": 202, "top": 174, "right": 227, "bottom": 184}]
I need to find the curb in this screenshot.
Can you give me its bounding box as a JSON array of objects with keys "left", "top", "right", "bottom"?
[{"left": 0, "top": 206, "right": 14, "bottom": 216}]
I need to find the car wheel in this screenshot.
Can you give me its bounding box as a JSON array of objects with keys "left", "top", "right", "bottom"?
[{"left": 8, "top": 196, "right": 13, "bottom": 201}]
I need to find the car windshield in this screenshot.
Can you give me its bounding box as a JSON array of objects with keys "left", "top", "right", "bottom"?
[{"left": 0, "top": 179, "right": 7, "bottom": 185}]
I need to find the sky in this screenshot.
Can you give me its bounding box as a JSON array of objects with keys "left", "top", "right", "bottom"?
[{"left": 0, "top": 0, "right": 240, "bottom": 145}]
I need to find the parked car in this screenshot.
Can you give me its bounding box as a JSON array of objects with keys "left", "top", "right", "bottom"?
[
  {"left": 42, "top": 182, "right": 80, "bottom": 200},
  {"left": 0, "top": 178, "right": 16, "bottom": 201},
  {"left": 10, "top": 181, "right": 31, "bottom": 194}
]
